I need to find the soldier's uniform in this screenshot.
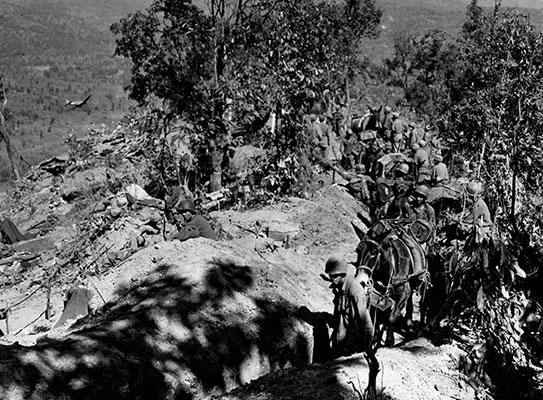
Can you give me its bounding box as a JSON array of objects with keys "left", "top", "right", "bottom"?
[
  {"left": 323, "top": 256, "right": 373, "bottom": 358},
  {"left": 331, "top": 275, "right": 373, "bottom": 356}
]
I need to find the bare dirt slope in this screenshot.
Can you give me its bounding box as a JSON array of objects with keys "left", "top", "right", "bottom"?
[
  {"left": 0, "top": 181, "right": 476, "bottom": 400},
  {"left": 217, "top": 338, "right": 473, "bottom": 400}
]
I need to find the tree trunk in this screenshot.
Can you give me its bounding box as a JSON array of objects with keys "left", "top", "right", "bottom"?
[
  {"left": 209, "top": 142, "right": 223, "bottom": 192},
  {"left": 0, "top": 111, "right": 21, "bottom": 181}
]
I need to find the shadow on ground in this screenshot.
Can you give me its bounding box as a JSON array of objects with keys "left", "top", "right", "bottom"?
[{"left": 0, "top": 260, "right": 349, "bottom": 400}]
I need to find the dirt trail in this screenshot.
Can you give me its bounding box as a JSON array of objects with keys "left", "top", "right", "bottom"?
[
  {"left": 217, "top": 338, "right": 473, "bottom": 400},
  {"left": 0, "top": 182, "right": 476, "bottom": 400}
]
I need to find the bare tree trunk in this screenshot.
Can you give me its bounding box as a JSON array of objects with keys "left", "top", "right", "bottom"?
[
  {"left": 208, "top": 0, "right": 226, "bottom": 192},
  {"left": 209, "top": 141, "right": 223, "bottom": 192},
  {"left": 0, "top": 111, "right": 21, "bottom": 181}
]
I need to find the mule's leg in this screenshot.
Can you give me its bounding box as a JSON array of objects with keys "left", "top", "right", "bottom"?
[
  {"left": 385, "top": 283, "right": 411, "bottom": 346},
  {"left": 365, "top": 349, "right": 380, "bottom": 400},
  {"left": 406, "top": 292, "right": 414, "bottom": 326}
]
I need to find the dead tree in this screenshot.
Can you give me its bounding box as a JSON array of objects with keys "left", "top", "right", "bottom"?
[{"left": 0, "top": 76, "right": 21, "bottom": 181}]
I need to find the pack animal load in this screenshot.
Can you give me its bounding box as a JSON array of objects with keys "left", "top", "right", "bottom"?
[{"left": 353, "top": 218, "right": 433, "bottom": 345}]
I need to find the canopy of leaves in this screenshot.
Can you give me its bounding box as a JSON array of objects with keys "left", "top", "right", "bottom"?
[
  {"left": 385, "top": 2, "right": 543, "bottom": 396},
  {"left": 112, "top": 0, "right": 382, "bottom": 194}
]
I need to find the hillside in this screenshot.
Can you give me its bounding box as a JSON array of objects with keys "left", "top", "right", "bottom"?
[
  {"left": 0, "top": 128, "right": 476, "bottom": 399},
  {"left": 0, "top": 0, "right": 153, "bottom": 184}
]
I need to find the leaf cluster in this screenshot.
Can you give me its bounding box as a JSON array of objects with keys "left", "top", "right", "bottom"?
[
  {"left": 111, "top": 0, "right": 382, "bottom": 197},
  {"left": 387, "top": 3, "right": 543, "bottom": 394}
]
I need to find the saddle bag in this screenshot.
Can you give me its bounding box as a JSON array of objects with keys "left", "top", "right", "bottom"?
[
  {"left": 369, "top": 287, "right": 395, "bottom": 311},
  {"left": 409, "top": 219, "right": 434, "bottom": 244}
]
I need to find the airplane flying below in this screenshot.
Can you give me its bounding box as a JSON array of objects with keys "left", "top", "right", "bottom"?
[{"left": 64, "top": 94, "right": 92, "bottom": 110}]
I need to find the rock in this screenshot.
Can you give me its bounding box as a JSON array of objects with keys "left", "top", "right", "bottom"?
[
  {"left": 136, "top": 197, "right": 165, "bottom": 209},
  {"left": 136, "top": 236, "right": 146, "bottom": 247},
  {"left": 125, "top": 184, "right": 152, "bottom": 204},
  {"left": 92, "top": 201, "right": 108, "bottom": 213},
  {"left": 265, "top": 220, "right": 300, "bottom": 243},
  {"left": 116, "top": 194, "right": 129, "bottom": 207},
  {"left": 109, "top": 207, "right": 122, "bottom": 219},
  {"left": 60, "top": 167, "right": 113, "bottom": 201},
  {"left": 137, "top": 207, "right": 162, "bottom": 225}
]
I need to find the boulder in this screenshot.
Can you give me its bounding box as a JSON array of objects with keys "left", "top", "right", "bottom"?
[{"left": 59, "top": 167, "right": 113, "bottom": 201}]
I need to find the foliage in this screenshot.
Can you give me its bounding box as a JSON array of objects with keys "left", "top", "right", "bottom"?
[
  {"left": 388, "top": 2, "right": 543, "bottom": 397},
  {"left": 111, "top": 0, "right": 382, "bottom": 197}
]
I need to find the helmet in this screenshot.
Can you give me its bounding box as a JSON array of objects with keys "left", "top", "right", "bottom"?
[
  {"left": 466, "top": 182, "right": 482, "bottom": 197},
  {"left": 325, "top": 255, "right": 348, "bottom": 275},
  {"left": 396, "top": 163, "right": 409, "bottom": 175},
  {"left": 176, "top": 198, "right": 196, "bottom": 213},
  {"left": 434, "top": 154, "right": 443, "bottom": 163},
  {"left": 411, "top": 143, "right": 420, "bottom": 151},
  {"left": 355, "top": 164, "right": 366, "bottom": 174},
  {"left": 414, "top": 185, "right": 429, "bottom": 199},
  {"left": 384, "top": 106, "right": 392, "bottom": 113},
  {"left": 418, "top": 139, "right": 426, "bottom": 147}
]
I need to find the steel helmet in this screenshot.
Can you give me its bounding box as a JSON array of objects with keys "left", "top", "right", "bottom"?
[
  {"left": 466, "top": 182, "right": 482, "bottom": 197},
  {"left": 355, "top": 164, "right": 366, "bottom": 174},
  {"left": 414, "top": 185, "right": 429, "bottom": 199},
  {"left": 384, "top": 106, "right": 392, "bottom": 113},
  {"left": 396, "top": 163, "right": 409, "bottom": 175},
  {"left": 176, "top": 198, "right": 196, "bottom": 213},
  {"left": 418, "top": 139, "right": 426, "bottom": 147},
  {"left": 325, "top": 255, "right": 349, "bottom": 275}
]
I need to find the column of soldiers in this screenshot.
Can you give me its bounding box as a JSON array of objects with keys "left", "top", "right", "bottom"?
[
  {"left": 313, "top": 103, "right": 495, "bottom": 359},
  {"left": 308, "top": 104, "right": 490, "bottom": 239}
]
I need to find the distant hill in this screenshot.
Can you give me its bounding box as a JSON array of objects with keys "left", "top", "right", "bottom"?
[
  {"left": 0, "top": 0, "right": 153, "bottom": 56},
  {"left": 362, "top": 0, "right": 543, "bottom": 60}
]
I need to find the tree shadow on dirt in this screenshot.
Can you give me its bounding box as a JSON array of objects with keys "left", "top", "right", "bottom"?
[{"left": 0, "top": 260, "right": 356, "bottom": 400}]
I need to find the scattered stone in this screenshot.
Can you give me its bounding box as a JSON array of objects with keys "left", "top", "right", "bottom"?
[{"left": 109, "top": 207, "right": 122, "bottom": 219}]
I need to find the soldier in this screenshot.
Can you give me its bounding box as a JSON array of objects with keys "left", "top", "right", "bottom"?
[
  {"left": 412, "top": 142, "right": 431, "bottom": 184},
  {"left": 431, "top": 154, "right": 449, "bottom": 185},
  {"left": 463, "top": 182, "right": 492, "bottom": 244},
  {"left": 406, "top": 185, "right": 436, "bottom": 249},
  {"left": 168, "top": 199, "right": 217, "bottom": 241},
  {"left": 321, "top": 255, "right": 373, "bottom": 358},
  {"left": 382, "top": 105, "right": 393, "bottom": 133},
  {"left": 348, "top": 164, "right": 375, "bottom": 203},
  {"left": 309, "top": 114, "right": 327, "bottom": 160},
  {"left": 406, "top": 185, "right": 436, "bottom": 227},
  {"left": 385, "top": 163, "right": 414, "bottom": 219},
  {"left": 394, "top": 162, "right": 410, "bottom": 180},
  {"left": 341, "top": 129, "right": 358, "bottom": 171}
]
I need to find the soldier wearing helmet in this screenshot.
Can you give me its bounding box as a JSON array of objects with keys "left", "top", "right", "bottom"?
[
  {"left": 463, "top": 182, "right": 492, "bottom": 243},
  {"left": 382, "top": 105, "right": 393, "bottom": 133},
  {"left": 412, "top": 141, "right": 431, "bottom": 184},
  {"left": 347, "top": 164, "right": 375, "bottom": 203},
  {"left": 167, "top": 198, "right": 217, "bottom": 241},
  {"left": 321, "top": 255, "right": 373, "bottom": 358},
  {"left": 394, "top": 162, "right": 410, "bottom": 179},
  {"left": 382, "top": 162, "right": 413, "bottom": 219},
  {"left": 406, "top": 185, "right": 436, "bottom": 229},
  {"left": 431, "top": 154, "right": 449, "bottom": 185}
]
